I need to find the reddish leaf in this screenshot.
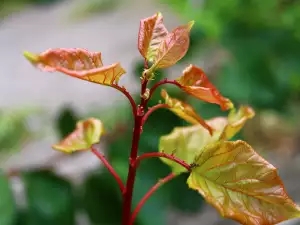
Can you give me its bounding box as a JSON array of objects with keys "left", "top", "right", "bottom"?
[
  {"left": 177, "top": 65, "right": 233, "bottom": 110},
  {"left": 52, "top": 118, "right": 104, "bottom": 153},
  {"left": 138, "top": 12, "right": 168, "bottom": 62},
  {"left": 188, "top": 140, "right": 300, "bottom": 225},
  {"left": 153, "top": 21, "right": 194, "bottom": 69},
  {"left": 24, "top": 48, "right": 126, "bottom": 86},
  {"left": 161, "top": 89, "right": 213, "bottom": 134}
]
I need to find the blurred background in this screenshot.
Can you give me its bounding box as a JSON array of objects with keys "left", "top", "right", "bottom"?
[{"left": 1, "top": 0, "right": 300, "bottom": 224}]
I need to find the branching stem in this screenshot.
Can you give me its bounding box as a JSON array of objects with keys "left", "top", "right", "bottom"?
[
  {"left": 136, "top": 152, "right": 191, "bottom": 172},
  {"left": 130, "top": 173, "right": 177, "bottom": 224},
  {"left": 141, "top": 104, "right": 169, "bottom": 126},
  {"left": 146, "top": 79, "right": 182, "bottom": 105},
  {"left": 112, "top": 84, "right": 137, "bottom": 116},
  {"left": 91, "top": 146, "right": 125, "bottom": 193}
]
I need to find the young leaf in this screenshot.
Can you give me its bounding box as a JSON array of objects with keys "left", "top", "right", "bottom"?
[
  {"left": 24, "top": 48, "right": 126, "bottom": 86},
  {"left": 138, "top": 12, "right": 168, "bottom": 62},
  {"left": 153, "top": 21, "right": 194, "bottom": 69},
  {"left": 159, "top": 105, "right": 254, "bottom": 174},
  {"left": 187, "top": 141, "right": 300, "bottom": 225},
  {"left": 161, "top": 89, "right": 213, "bottom": 134},
  {"left": 177, "top": 65, "right": 233, "bottom": 110},
  {"left": 159, "top": 117, "right": 227, "bottom": 174},
  {"left": 221, "top": 105, "right": 255, "bottom": 140},
  {"left": 52, "top": 118, "right": 104, "bottom": 153}
]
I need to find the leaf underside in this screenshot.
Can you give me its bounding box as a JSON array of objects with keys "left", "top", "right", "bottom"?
[
  {"left": 24, "top": 48, "right": 126, "bottom": 86},
  {"left": 177, "top": 64, "right": 233, "bottom": 110}
]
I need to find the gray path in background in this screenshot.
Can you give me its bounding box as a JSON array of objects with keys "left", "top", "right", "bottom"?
[{"left": 1, "top": 0, "right": 300, "bottom": 224}]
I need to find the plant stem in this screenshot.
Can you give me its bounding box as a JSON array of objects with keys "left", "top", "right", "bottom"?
[
  {"left": 91, "top": 147, "right": 125, "bottom": 193},
  {"left": 130, "top": 173, "right": 176, "bottom": 224},
  {"left": 122, "top": 75, "right": 148, "bottom": 225},
  {"left": 141, "top": 104, "right": 169, "bottom": 126},
  {"left": 112, "top": 84, "right": 137, "bottom": 116},
  {"left": 136, "top": 152, "right": 191, "bottom": 172},
  {"left": 122, "top": 112, "right": 143, "bottom": 225},
  {"left": 146, "top": 79, "right": 182, "bottom": 105},
  {"left": 122, "top": 77, "right": 181, "bottom": 225}
]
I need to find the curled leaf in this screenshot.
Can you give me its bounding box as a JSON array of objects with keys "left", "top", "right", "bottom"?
[
  {"left": 153, "top": 21, "right": 194, "bottom": 69},
  {"left": 138, "top": 12, "right": 168, "bottom": 62},
  {"left": 52, "top": 118, "right": 104, "bottom": 153},
  {"left": 24, "top": 48, "right": 126, "bottom": 86},
  {"left": 177, "top": 65, "right": 233, "bottom": 110},
  {"left": 159, "top": 117, "right": 227, "bottom": 174},
  {"left": 187, "top": 140, "right": 300, "bottom": 225},
  {"left": 221, "top": 106, "right": 255, "bottom": 140},
  {"left": 161, "top": 89, "right": 213, "bottom": 134}
]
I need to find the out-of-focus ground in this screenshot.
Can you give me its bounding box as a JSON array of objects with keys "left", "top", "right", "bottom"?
[{"left": 1, "top": 0, "right": 300, "bottom": 224}]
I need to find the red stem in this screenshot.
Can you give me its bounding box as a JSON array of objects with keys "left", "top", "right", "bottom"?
[
  {"left": 130, "top": 173, "right": 176, "bottom": 224},
  {"left": 91, "top": 147, "right": 125, "bottom": 193},
  {"left": 136, "top": 152, "right": 191, "bottom": 172},
  {"left": 122, "top": 77, "right": 148, "bottom": 225},
  {"left": 112, "top": 84, "right": 137, "bottom": 116},
  {"left": 141, "top": 104, "right": 169, "bottom": 126},
  {"left": 121, "top": 77, "right": 184, "bottom": 225},
  {"left": 146, "top": 79, "right": 182, "bottom": 105}
]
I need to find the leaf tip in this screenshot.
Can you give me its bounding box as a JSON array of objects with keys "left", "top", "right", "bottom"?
[
  {"left": 23, "top": 51, "right": 39, "bottom": 64},
  {"left": 188, "top": 20, "right": 195, "bottom": 30},
  {"left": 51, "top": 144, "right": 72, "bottom": 154},
  {"left": 156, "top": 11, "right": 162, "bottom": 17}
]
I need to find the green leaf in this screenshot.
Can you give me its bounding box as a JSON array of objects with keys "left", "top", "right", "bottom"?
[
  {"left": 23, "top": 171, "right": 75, "bottom": 225},
  {"left": 188, "top": 141, "right": 300, "bottom": 225},
  {"left": 82, "top": 171, "right": 122, "bottom": 225},
  {"left": 0, "top": 171, "right": 16, "bottom": 225},
  {"left": 159, "top": 105, "right": 255, "bottom": 174},
  {"left": 53, "top": 118, "right": 104, "bottom": 153},
  {"left": 159, "top": 118, "right": 227, "bottom": 174}
]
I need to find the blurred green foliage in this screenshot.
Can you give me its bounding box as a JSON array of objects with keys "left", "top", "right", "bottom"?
[
  {"left": 0, "top": 110, "right": 34, "bottom": 160},
  {"left": 0, "top": 171, "right": 16, "bottom": 225},
  {"left": 0, "top": 0, "right": 60, "bottom": 18},
  {"left": 163, "top": 0, "right": 300, "bottom": 111}
]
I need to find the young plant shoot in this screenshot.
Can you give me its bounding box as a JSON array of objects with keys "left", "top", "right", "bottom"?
[{"left": 24, "top": 12, "right": 300, "bottom": 225}]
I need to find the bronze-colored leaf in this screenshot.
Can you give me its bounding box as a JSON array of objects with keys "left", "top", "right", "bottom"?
[
  {"left": 24, "top": 48, "right": 126, "bottom": 86},
  {"left": 153, "top": 21, "right": 194, "bottom": 69},
  {"left": 177, "top": 65, "right": 233, "bottom": 110},
  {"left": 188, "top": 141, "right": 300, "bottom": 225},
  {"left": 52, "top": 118, "right": 104, "bottom": 153},
  {"left": 161, "top": 89, "right": 213, "bottom": 134},
  {"left": 138, "top": 12, "right": 168, "bottom": 62}
]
